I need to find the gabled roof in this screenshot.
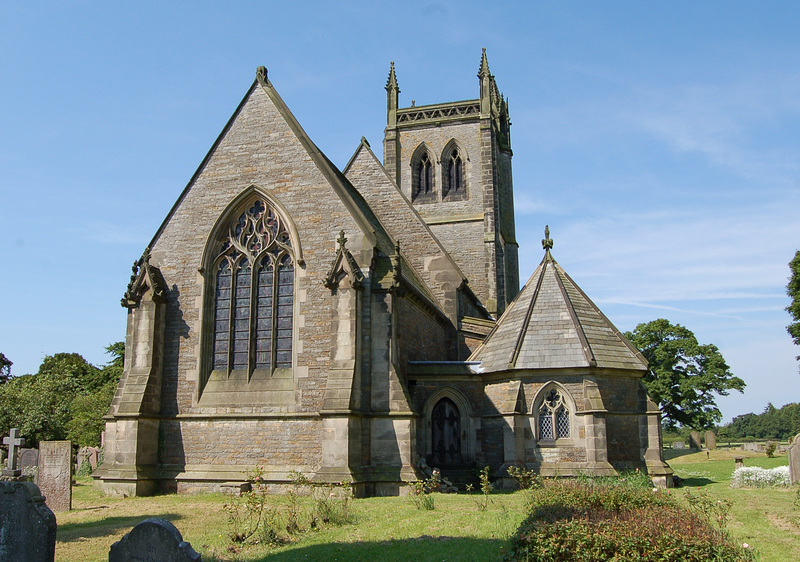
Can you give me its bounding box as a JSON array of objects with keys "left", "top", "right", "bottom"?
[
  {"left": 343, "top": 138, "right": 472, "bottom": 318},
  {"left": 469, "top": 228, "right": 647, "bottom": 373}
]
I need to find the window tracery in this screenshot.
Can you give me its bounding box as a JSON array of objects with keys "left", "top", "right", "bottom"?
[
  {"left": 538, "top": 388, "right": 571, "bottom": 441},
  {"left": 211, "top": 200, "right": 294, "bottom": 375}
]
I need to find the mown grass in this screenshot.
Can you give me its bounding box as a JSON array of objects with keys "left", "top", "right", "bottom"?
[
  {"left": 54, "top": 453, "right": 800, "bottom": 561},
  {"left": 668, "top": 449, "right": 800, "bottom": 561},
  {"left": 56, "top": 479, "right": 526, "bottom": 561}
]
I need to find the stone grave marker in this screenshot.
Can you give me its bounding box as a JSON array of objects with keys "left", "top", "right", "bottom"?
[
  {"left": 19, "top": 448, "right": 39, "bottom": 481},
  {"left": 673, "top": 441, "right": 685, "bottom": 450},
  {"left": 704, "top": 431, "right": 717, "bottom": 450},
  {"left": 38, "top": 440, "right": 72, "bottom": 511},
  {"left": 788, "top": 434, "right": 800, "bottom": 486},
  {"left": 0, "top": 480, "right": 57, "bottom": 562},
  {"left": 76, "top": 446, "right": 99, "bottom": 473},
  {"left": 689, "top": 431, "right": 702, "bottom": 450},
  {"left": 2, "top": 427, "right": 26, "bottom": 477},
  {"left": 109, "top": 518, "right": 201, "bottom": 562}
]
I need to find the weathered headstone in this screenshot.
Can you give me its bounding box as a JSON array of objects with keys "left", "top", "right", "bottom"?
[
  {"left": 689, "top": 431, "right": 702, "bottom": 450},
  {"left": 788, "top": 434, "right": 800, "bottom": 486},
  {"left": 38, "top": 441, "right": 72, "bottom": 512},
  {"left": 0, "top": 480, "right": 57, "bottom": 562},
  {"left": 673, "top": 441, "right": 686, "bottom": 450},
  {"left": 19, "top": 448, "right": 39, "bottom": 481},
  {"left": 2, "top": 428, "right": 27, "bottom": 477},
  {"left": 76, "top": 447, "right": 99, "bottom": 473},
  {"left": 109, "top": 518, "right": 201, "bottom": 562},
  {"left": 704, "top": 431, "right": 717, "bottom": 450},
  {"left": 742, "top": 442, "right": 765, "bottom": 453}
]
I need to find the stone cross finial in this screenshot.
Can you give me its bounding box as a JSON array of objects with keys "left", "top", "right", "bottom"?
[
  {"left": 2, "top": 428, "right": 26, "bottom": 475},
  {"left": 337, "top": 230, "right": 347, "bottom": 250},
  {"left": 542, "top": 225, "right": 553, "bottom": 251}
]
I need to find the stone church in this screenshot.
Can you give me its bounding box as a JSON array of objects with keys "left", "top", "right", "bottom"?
[{"left": 94, "top": 51, "right": 672, "bottom": 496}]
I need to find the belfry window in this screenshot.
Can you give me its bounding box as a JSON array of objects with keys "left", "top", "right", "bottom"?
[
  {"left": 441, "top": 143, "right": 467, "bottom": 201},
  {"left": 411, "top": 147, "right": 436, "bottom": 203},
  {"left": 211, "top": 199, "right": 294, "bottom": 375},
  {"left": 538, "top": 388, "right": 571, "bottom": 440}
]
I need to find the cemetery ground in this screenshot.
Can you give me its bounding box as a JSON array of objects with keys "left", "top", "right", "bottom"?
[{"left": 53, "top": 451, "right": 798, "bottom": 561}]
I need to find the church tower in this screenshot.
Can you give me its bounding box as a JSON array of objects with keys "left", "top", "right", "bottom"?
[{"left": 383, "top": 49, "right": 519, "bottom": 316}]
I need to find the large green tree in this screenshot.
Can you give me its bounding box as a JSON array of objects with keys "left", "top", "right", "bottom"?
[
  {"left": 0, "top": 344, "right": 124, "bottom": 447},
  {"left": 787, "top": 250, "right": 800, "bottom": 367},
  {"left": 625, "top": 319, "right": 746, "bottom": 429}
]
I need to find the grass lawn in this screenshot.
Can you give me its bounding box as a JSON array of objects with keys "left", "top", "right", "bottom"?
[
  {"left": 54, "top": 453, "right": 800, "bottom": 561},
  {"left": 56, "top": 480, "right": 527, "bottom": 561},
  {"left": 667, "top": 448, "right": 800, "bottom": 561}
]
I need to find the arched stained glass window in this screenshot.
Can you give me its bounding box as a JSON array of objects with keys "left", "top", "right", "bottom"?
[
  {"left": 211, "top": 199, "right": 294, "bottom": 375},
  {"left": 538, "top": 388, "right": 571, "bottom": 441}
]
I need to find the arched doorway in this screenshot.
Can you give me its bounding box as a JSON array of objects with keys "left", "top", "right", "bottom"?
[{"left": 431, "top": 398, "right": 461, "bottom": 467}]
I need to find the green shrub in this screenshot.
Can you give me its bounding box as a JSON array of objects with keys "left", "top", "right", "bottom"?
[
  {"left": 410, "top": 472, "right": 440, "bottom": 511},
  {"left": 504, "top": 479, "right": 754, "bottom": 561}
]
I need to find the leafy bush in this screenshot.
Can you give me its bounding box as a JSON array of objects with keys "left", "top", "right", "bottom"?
[
  {"left": 730, "top": 466, "right": 790, "bottom": 488},
  {"left": 504, "top": 479, "right": 754, "bottom": 561}
]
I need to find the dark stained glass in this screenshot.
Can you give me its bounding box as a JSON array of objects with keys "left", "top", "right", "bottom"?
[
  {"left": 213, "top": 261, "right": 232, "bottom": 370},
  {"left": 232, "top": 260, "right": 251, "bottom": 370},
  {"left": 255, "top": 258, "right": 274, "bottom": 370},
  {"left": 211, "top": 199, "right": 294, "bottom": 377}
]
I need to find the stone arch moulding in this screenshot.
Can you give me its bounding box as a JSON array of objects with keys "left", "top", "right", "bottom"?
[
  {"left": 409, "top": 142, "right": 437, "bottom": 203},
  {"left": 421, "top": 386, "right": 474, "bottom": 464},
  {"left": 530, "top": 381, "right": 577, "bottom": 444},
  {"left": 440, "top": 138, "right": 469, "bottom": 201}
]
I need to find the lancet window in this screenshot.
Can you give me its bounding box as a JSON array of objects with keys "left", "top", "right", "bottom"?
[
  {"left": 411, "top": 147, "right": 435, "bottom": 203},
  {"left": 443, "top": 147, "right": 463, "bottom": 199},
  {"left": 538, "top": 388, "right": 571, "bottom": 441},
  {"left": 211, "top": 199, "right": 294, "bottom": 375}
]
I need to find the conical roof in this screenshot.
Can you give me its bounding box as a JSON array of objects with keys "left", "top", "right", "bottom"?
[{"left": 469, "top": 227, "right": 647, "bottom": 373}]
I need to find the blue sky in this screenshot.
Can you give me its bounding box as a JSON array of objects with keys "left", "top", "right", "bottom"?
[{"left": 1, "top": 2, "right": 798, "bottom": 423}]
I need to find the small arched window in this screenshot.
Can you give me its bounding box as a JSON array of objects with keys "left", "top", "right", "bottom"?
[
  {"left": 441, "top": 143, "right": 467, "bottom": 201},
  {"left": 538, "top": 388, "right": 571, "bottom": 441},
  {"left": 411, "top": 146, "right": 436, "bottom": 203},
  {"left": 211, "top": 199, "right": 294, "bottom": 376}
]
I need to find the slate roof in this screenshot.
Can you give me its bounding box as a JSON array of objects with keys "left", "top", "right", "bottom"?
[{"left": 469, "top": 238, "right": 647, "bottom": 373}]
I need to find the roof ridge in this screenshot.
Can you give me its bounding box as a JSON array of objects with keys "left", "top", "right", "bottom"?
[
  {"left": 508, "top": 259, "right": 548, "bottom": 369},
  {"left": 552, "top": 262, "right": 597, "bottom": 368}
]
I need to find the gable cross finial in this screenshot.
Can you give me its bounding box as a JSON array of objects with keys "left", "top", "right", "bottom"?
[
  {"left": 337, "top": 229, "right": 347, "bottom": 250},
  {"left": 542, "top": 225, "right": 553, "bottom": 251}
]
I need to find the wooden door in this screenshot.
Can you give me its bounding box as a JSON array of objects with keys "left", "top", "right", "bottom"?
[{"left": 431, "top": 398, "right": 461, "bottom": 467}]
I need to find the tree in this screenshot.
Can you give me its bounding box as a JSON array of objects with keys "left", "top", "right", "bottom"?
[
  {"left": 0, "top": 352, "right": 11, "bottom": 384},
  {"left": 0, "top": 345, "right": 124, "bottom": 447},
  {"left": 787, "top": 250, "right": 800, "bottom": 367},
  {"left": 625, "top": 319, "right": 746, "bottom": 429}
]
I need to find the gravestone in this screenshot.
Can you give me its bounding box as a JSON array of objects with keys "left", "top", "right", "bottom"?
[
  {"left": 38, "top": 441, "right": 72, "bottom": 511},
  {"left": 673, "top": 441, "right": 686, "bottom": 450},
  {"left": 109, "top": 518, "right": 201, "bottom": 562},
  {"left": 704, "top": 431, "right": 717, "bottom": 450},
  {"left": 689, "top": 431, "right": 702, "bottom": 450},
  {"left": 19, "top": 448, "right": 39, "bottom": 481},
  {"left": 0, "top": 480, "right": 57, "bottom": 561},
  {"left": 742, "top": 442, "right": 765, "bottom": 453},
  {"left": 2, "top": 428, "right": 27, "bottom": 477},
  {"left": 76, "top": 447, "right": 99, "bottom": 472},
  {"left": 788, "top": 434, "right": 800, "bottom": 486}
]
